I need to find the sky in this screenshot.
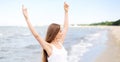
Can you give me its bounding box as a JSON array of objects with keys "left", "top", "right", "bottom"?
[{"left": 0, "top": 0, "right": 120, "bottom": 26}]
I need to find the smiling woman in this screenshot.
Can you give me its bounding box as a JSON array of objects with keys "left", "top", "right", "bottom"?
[{"left": 22, "top": 2, "right": 69, "bottom": 62}]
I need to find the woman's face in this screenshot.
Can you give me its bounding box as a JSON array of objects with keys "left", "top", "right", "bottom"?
[{"left": 55, "top": 29, "right": 63, "bottom": 40}]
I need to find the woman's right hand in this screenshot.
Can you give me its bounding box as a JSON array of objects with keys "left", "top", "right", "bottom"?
[{"left": 22, "top": 5, "right": 29, "bottom": 19}]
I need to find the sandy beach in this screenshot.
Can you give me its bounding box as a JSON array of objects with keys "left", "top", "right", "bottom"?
[
  {"left": 70, "top": 26, "right": 120, "bottom": 62},
  {"left": 94, "top": 26, "right": 120, "bottom": 62}
]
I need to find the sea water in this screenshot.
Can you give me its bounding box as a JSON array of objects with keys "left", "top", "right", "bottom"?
[{"left": 0, "top": 26, "right": 108, "bottom": 62}]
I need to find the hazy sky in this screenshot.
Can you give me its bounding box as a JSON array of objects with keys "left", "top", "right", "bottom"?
[{"left": 0, "top": 0, "right": 120, "bottom": 26}]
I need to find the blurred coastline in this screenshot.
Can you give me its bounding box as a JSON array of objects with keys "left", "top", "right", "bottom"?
[
  {"left": 94, "top": 26, "right": 120, "bottom": 62},
  {"left": 0, "top": 26, "right": 120, "bottom": 62},
  {"left": 78, "top": 26, "right": 120, "bottom": 62}
]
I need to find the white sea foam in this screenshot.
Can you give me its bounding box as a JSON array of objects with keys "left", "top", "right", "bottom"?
[
  {"left": 22, "top": 33, "right": 31, "bottom": 36},
  {"left": 68, "top": 40, "right": 93, "bottom": 62},
  {"left": 68, "top": 32, "right": 103, "bottom": 62},
  {"left": 87, "top": 32, "right": 101, "bottom": 41}
]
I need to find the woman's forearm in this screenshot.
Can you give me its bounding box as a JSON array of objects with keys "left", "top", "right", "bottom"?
[
  {"left": 63, "top": 2, "right": 69, "bottom": 30},
  {"left": 22, "top": 5, "right": 41, "bottom": 40},
  {"left": 25, "top": 18, "right": 39, "bottom": 38},
  {"left": 60, "top": 2, "right": 69, "bottom": 43},
  {"left": 64, "top": 12, "right": 69, "bottom": 30}
]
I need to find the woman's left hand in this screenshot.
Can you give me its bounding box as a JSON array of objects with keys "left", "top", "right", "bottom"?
[
  {"left": 22, "top": 5, "right": 29, "bottom": 19},
  {"left": 64, "top": 2, "right": 69, "bottom": 13}
]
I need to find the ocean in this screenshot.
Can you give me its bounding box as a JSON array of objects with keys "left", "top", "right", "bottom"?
[{"left": 0, "top": 26, "right": 108, "bottom": 62}]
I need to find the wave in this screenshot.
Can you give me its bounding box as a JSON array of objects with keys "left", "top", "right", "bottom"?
[
  {"left": 24, "top": 44, "right": 40, "bottom": 49},
  {"left": 68, "top": 31, "right": 104, "bottom": 62},
  {"left": 0, "top": 56, "right": 6, "bottom": 59},
  {"left": 85, "top": 32, "right": 102, "bottom": 42},
  {"left": 68, "top": 40, "right": 93, "bottom": 62},
  {"left": 21, "top": 33, "right": 31, "bottom": 36}
]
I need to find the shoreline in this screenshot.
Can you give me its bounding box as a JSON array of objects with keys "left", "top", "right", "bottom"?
[
  {"left": 94, "top": 26, "right": 120, "bottom": 62},
  {"left": 74, "top": 26, "right": 120, "bottom": 62}
]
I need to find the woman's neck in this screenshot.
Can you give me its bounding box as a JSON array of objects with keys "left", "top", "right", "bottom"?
[
  {"left": 51, "top": 39, "right": 62, "bottom": 49},
  {"left": 52, "top": 38, "right": 59, "bottom": 44}
]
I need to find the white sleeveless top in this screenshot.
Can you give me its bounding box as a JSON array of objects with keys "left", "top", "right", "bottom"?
[{"left": 48, "top": 42, "right": 68, "bottom": 62}]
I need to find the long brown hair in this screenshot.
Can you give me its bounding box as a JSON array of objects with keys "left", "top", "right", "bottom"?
[{"left": 42, "top": 23, "right": 60, "bottom": 62}]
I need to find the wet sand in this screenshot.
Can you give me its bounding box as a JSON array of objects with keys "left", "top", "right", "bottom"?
[{"left": 95, "top": 26, "right": 120, "bottom": 62}]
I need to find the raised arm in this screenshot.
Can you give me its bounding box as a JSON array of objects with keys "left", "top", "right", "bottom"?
[
  {"left": 22, "top": 5, "right": 51, "bottom": 56},
  {"left": 61, "top": 2, "right": 69, "bottom": 43}
]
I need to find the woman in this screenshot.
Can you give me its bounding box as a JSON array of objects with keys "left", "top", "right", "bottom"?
[{"left": 22, "top": 2, "right": 69, "bottom": 62}]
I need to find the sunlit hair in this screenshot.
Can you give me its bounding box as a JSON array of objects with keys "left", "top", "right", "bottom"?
[{"left": 42, "top": 23, "right": 60, "bottom": 62}]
